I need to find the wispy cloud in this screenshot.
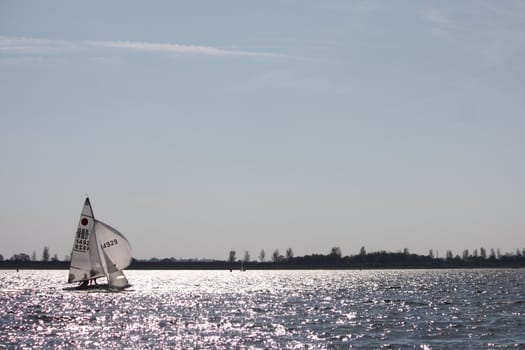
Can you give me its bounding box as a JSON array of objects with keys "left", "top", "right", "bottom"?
[
  {"left": 0, "top": 36, "right": 78, "bottom": 54},
  {"left": 0, "top": 35, "right": 287, "bottom": 60},
  {"left": 86, "top": 40, "right": 285, "bottom": 59},
  {"left": 421, "top": 8, "right": 478, "bottom": 34},
  {"left": 421, "top": 7, "right": 525, "bottom": 66},
  {"left": 423, "top": 8, "right": 455, "bottom": 28}
]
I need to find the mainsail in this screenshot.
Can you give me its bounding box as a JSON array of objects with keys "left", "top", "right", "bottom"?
[
  {"left": 68, "top": 198, "right": 132, "bottom": 288},
  {"left": 68, "top": 198, "right": 105, "bottom": 283}
]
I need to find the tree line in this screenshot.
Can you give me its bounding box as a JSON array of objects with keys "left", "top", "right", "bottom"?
[
  {"left": 128, "top": 246, "right": 525, "bottom": 269},
  {"left": 228, "top": 246, "right": 525, "bottom": 262},
  {"left": 0, "top": 247, "right": 66, "bottom": 263},
  {"left": 2, "top": 246, "right": 525, "bottom": 269}
]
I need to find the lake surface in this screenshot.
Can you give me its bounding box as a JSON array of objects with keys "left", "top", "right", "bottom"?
[{"left": 0, "top": 269, "right": 524, "bottom": 349}]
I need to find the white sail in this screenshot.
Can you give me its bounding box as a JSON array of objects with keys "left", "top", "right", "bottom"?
[
  {"left": 101, "top": 248, "right": 130, "bottom": 288},
  {"left": 94, "top": 220, "right": 132, "bottom": 271},
  {"left": 107, "top": 270, "right": 130, "bottom": 288},
  {"left": 88, "top": 224, "right": 105, "bottom": 277},
  {"left": 93, "top": 219, "right": 132, "bottom": 288},
  {"left": 68, "top": 198, "right": 105, "bottom": 283},
  {"left": 68, "top": 198, "right": 132, "bottom": 288}
]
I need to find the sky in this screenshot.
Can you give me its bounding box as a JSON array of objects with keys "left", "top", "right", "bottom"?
[{"left": 1, "top": 1, "right": 524, "bottom": 261}]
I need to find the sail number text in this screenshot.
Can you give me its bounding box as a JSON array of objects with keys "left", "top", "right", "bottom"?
[
  {"left": 74, "top": 227, "right": 89, "bottom": 252},
  {"left": 101, "top": 239, "right": 118, "bottom": 249}
]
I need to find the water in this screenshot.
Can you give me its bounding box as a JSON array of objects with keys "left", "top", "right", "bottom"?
[{"left": 1, "top": 269, "right": 524, "bottom": 349}]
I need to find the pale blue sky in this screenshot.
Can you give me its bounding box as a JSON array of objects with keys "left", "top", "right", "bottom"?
[{"left": 1, "top": 1, "right": 524, "bottom": 260}]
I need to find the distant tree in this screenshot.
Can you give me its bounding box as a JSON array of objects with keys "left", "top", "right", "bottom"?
[
  {"left": 286, "top": 248, "right": 294, "bottom": 260},
  {"left": 462, "top": 249, "right": 470, "bottom": 260},
  {"left": 516, "top": 249, "right": 522, "bottom": 257},
  {"left": 403, "top": 248, "right": 410, "bottom": 256},
  {"left": 228, "top": 250, "right": 236, "bottom": 263},
  {"left": 51, "top": 253, "right": 59, "bottom": 262},
  {"left": 42, "top": 247, "right": 50, "bottom": 262},
  {"left": 330, "top": 247, "right": 342, "bottom": 258},
  {"left": 11, "top": 253, "right": 30, "bottom": 261},
  {"left": 428, "top": 249, "right": 434, "bottom": 259},
  {"left": 359, "top": 246, "right": 366, "bottom": 256},
  {"left": 480, "top": 247, "right": 487, "bottom": 259},
  {"left": 489, "top": 248, "right": 496, "bottom": 260},
  {"left": 0, "top": 254, "right": 3, "bottom": 261},
  {"left": 243, "top": 251, "right": 250, "bottom": 262},
  {"left": 272, "top": 249, "right": 281, "bottom": 263},
  {"left": 446, "top": 250, "right": 453, "bottom": 260},
  {"left": 473, "top": 249, "right": 478, "bottom": 258},
  {"left": 259, "top": 249, "right": 265, "bottom": 262},
  {"left": 31, "top": 251, "right": 37, "bottom": 261},
  {"left": 497, "top": 248, "right": 501, "bottom": 259}
]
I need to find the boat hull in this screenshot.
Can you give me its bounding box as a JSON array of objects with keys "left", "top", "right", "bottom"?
[{"left": 63, "top": 283, "right": 132, "bottom": 291}]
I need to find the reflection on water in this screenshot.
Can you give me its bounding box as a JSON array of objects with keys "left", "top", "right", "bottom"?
[{"left": 0, "top": 269, "right": 524, "bottom": 349}]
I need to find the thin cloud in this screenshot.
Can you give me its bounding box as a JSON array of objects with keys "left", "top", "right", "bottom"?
[
  {"left": 421, "top": 8, "right": 525, "bottom": 66},
  {"left": 0, "top": 36, "right": 77, "bottom": 54},
  {"left": 423, "top": 9, "right": 455, "bottom": 27},
  {"left": 421, "top": 8, "right": 477, "bottom": 34},
  {"left": 86, "top": 40, "right": 286, "bottom": 59},
  {"left": 0, "top": 35, "right": 287, "bottom": 59}
]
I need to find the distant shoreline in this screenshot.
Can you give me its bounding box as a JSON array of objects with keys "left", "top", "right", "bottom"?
[{"left": 1, "top": 259, "right": 524, "bottom": 270}]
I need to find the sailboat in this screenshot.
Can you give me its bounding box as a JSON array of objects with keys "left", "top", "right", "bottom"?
[{"left": 67, "top": 198, "right": 132, "bottom": 289}]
